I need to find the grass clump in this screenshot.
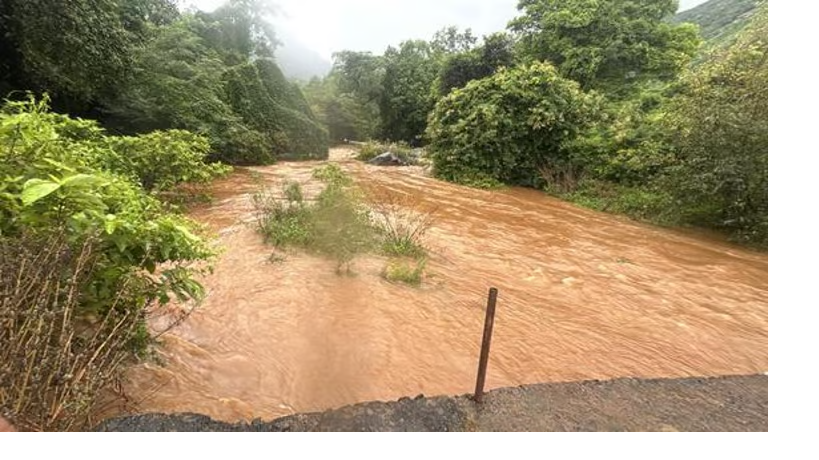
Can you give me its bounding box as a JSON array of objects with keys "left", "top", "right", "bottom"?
[
  {"left": 381, "top": 258, "right": 427, "bottom": 286},
  {"left": 367, "top": 188, "right": 435, "bottom": 259},
  {"left": 253, "top": 164, "right": 437, "bottom": 279},
  {"left": 253, "top": 164, "right": 375, "bottom": 272}
]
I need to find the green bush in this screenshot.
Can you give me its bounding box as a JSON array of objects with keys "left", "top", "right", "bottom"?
[
  {"left": 253, "top": 164, "right": 438, "bottom": 275},
  {"left": 252, "top": 181, "right": 313, "bottom": 247},
  {"left": 102, "top": 130, "right": 230, "bottom": 192},
  {"left": 0, "top": 96, "right": 218, "bottom": 318},
  {"left": 426, "top": 62, "right": 601, "bottom": 187},
  {"left": 563, "top": 180, "right": 674, "bottom": 224}
]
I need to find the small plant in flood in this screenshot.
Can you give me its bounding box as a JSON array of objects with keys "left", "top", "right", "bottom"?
[
  {"left": 382, "top": 258, "right": 427, "bottom": 286},
  {"left": 252, "top": 181, "right": 313, "bottom": 247},
  {"left": 367, "top": 188, "right": 436, "bottom": 260},
  {"left": 253, "top": 164, "right": 437, "bottom": 279},
  {"left": 252, "top": 165, "right": 375, "bottom": 272}
]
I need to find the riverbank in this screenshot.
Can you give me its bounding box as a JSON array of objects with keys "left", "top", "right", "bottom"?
[{"left": 97, "top": 374, "right": 767, "bottom": 431}]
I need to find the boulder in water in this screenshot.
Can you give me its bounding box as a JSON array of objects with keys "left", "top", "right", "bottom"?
[{"left": 368, "top": 151, "right": 407, "bottom": 166}]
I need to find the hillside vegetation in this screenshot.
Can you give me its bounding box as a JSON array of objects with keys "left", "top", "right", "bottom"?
[
  {"left": 673, "top": 0, "right": 762, "bottom": 41},
  {"left": 0, "top": 0, "right": 328, "bottom": 165},
  {"left": 305, "top": 0, "right": 767, "bottom": 247}
]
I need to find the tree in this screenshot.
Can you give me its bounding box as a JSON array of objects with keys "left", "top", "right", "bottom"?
[
  {"left": 431, "top": 26, "right": 478, "bottom": 55},
  {"left": 100, "top": 17, "right": 275, "bottom": 165},
  {"left": 104, "top": 18, "right": 235, "bottom": 133},
  {"left": 302, "top": 76, "right": 379, "bottom": 142},
  {"left": 380, "top": 40, "right": 440, "bottom": 143},
  {"left": 331, "top": 51, "right": 385, "bottom": 104},
  {"left": 427, "top": 62, "right": 601, "bottom": 187},
  {"left": 435, "top": 32, "right": 515, "bottom": 97},
  {"left": 120, "top": 0, "right": 180, "bottom": 34},
  {"left": 193, "top": 0, "right": 280, "bottom": 63},
  {"left": 0, "top": 0, "right": 133, "bottom": 109},
  {"left": 662, "top": 7, "right": 768, "bottom": 245},
  {"left": 509, "top": 0, "right": 700, "bottom": 93},
  {"left": 223, "top": 59, "right": 329, "bottom": 162}
]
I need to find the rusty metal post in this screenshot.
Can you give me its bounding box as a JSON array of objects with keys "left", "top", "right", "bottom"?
[{"left": 474, "top": 287, "right": 498, "bottom": 404}]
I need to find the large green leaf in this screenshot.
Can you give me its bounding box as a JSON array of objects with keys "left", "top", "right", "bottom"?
[
  {"left": 20, "top": 179, "right": 61, "bottom": 206},
  {"left": 61, "top": 173, "right": 106, "bottom": 188}
]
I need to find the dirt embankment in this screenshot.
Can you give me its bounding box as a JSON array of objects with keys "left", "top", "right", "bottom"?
[{"left": 97, "top": 374, "right": 767, "bottom": 432}]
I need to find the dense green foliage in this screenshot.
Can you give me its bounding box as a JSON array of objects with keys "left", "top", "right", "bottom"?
[
  {"left": 379, "top": 41, "right": 441, "bottom": 143},
  {"left": 673, "top": 0, "right": 761, "bottom": 41},
  {"left": 509, "top": 0, "right": 700, "bottom": 93},
  {"left": 0, "top": 98, "right": 221, "bottom": 426},
  {"left": 303, "top": 51, "right": 384, "bottom": 142},
  {"left": 0, "top": 0, "right": 134, "bottom": 108},
  {"left": 0, "top": 96, "right": 223, "bottom": 323},
  {"left": 435, "top": 33, "right": 516, "bottom": 97},
  {"left": 303, "top": 27, "right": 502, "bottom": 144},
  {"left": 1, "top": 0, "right": 328, "bottom": 165},
  {"left": 662, "top": 7, "right": 767, "bottom": 244},
  {"left": 427, "top": 62, "right": 601, "bottom": 187},
  {"left": 223, "top": 60, "right": 328, "bottom": 162}
]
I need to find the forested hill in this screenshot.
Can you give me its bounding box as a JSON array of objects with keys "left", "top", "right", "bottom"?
[
  {"left": 0, "top": 0, "right": 329, "bottom": 165},
  {"left": 673, "top": 0, "right": 762, "bottom": 41}
]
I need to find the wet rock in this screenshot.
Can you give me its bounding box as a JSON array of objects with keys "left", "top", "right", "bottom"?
[{"left": 368, "top": 152, "right": 407, "bottom": 166}]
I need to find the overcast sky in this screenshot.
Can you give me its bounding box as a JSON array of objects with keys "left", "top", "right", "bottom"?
[{"left": 185, "top": 0, "right": 709, "bottom": 59}]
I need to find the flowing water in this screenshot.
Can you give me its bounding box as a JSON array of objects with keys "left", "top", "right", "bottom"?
[{"left": 125, "top": 148, "right": 768, "bottom": 422}]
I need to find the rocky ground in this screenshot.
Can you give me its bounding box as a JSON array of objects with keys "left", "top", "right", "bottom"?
[{"left": 96, "top": 374, "right": 767, "bottom": 432}]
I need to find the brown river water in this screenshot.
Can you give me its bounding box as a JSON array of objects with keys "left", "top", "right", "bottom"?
[{"left": 124, "top": 148, "right": 768, "bottom": 422}]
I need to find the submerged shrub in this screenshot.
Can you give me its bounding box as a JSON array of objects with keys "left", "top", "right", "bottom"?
[
  {"left": 253, "top": 165, "right": 437, "bottom": 275},
  {"left": 253, "top": 166, "right": 374, "bottom": 271}
]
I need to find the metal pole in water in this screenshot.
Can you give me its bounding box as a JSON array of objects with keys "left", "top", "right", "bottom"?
[{"left": 474, "top": 287, "right": 498, "bottom": 404}]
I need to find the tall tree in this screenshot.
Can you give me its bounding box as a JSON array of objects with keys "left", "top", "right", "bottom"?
[
  {"left": 380, "top": 40, "right": 439, "bottom": 143},
  {"left": 435, "top": 32, "right": 515, "bottom": 97},
  {"left": 0, "top": 0, "right": 133, "bottom": 109},
  {"left": 430, "top": 26, "right": 478, "bottom": 55},
  {"left": 194, "top": 0, "right": 279, "bottom": 63},
  {"left": 662, "top": 6, "right": 768, "bottom": 245},
  {"left": 508, "top": 0, "right": 700, "bottom": 93},
  {"left": 331, "top": 51, "right": 385, "bottom": 104}
]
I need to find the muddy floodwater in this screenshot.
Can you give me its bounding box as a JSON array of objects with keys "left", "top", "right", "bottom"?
[{"left": 124, "top": 148, "right": 768, "bottom": 422}]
